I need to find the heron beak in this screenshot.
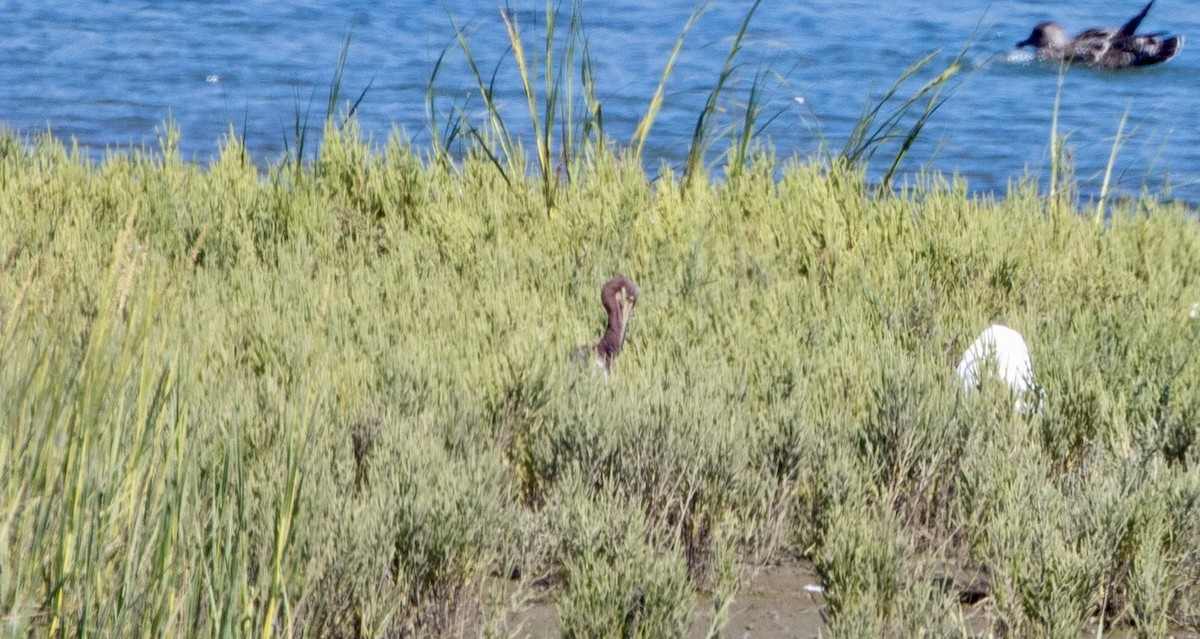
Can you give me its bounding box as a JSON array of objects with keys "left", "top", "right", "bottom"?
[{"left": 620, "top": 295, "right": 636, "bottom": 335}]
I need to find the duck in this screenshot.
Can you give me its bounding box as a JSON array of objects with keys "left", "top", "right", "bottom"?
[{"left": 1016, "top": 0, "right": 1182, "bottom": 69}]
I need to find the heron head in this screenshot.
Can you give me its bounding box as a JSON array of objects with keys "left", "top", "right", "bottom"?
[{"left": 601, "top": 276, "right": 639, "bottom": 327}]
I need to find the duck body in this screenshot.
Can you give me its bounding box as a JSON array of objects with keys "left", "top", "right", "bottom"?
[{"left": 1016, "top": 0, "right": 1182, "bottom": 69}]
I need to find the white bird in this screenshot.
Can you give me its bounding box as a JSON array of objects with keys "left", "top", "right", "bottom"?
[{"left": 956, "top": 324, "right": 1040, "bottom": 414}]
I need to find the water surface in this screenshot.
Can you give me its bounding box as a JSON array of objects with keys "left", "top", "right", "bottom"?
[{"left": 2, "top": 1, "right": 1196, "bottom": 202}]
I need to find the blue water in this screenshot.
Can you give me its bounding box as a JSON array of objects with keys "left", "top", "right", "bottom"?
[{"left": 3, "top": 1, "right": 1197, "bottom": 203}]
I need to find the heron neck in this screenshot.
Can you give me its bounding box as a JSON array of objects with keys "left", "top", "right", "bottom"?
[{"left": 596, "top": 315, "right": 627, "bottom": 361}]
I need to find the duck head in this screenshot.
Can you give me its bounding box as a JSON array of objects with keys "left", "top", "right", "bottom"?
[{"left": 1017, "top": 22, "right": 1071, "bottom": 50}]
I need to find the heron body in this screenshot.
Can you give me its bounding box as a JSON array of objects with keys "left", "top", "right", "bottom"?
[
  {"left": 956, "top": 324, "right": 1040, "bottom": 413},
  {"left": 574, "top": 275, "right": 639, "bottom": 379},
  {"left": 1015, "top": 0, "right": 1182, "bottom": 69}
]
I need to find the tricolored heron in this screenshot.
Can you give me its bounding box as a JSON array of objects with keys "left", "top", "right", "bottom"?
[{"left": 573, "top": 275, "right": 639, "bottom": 379}]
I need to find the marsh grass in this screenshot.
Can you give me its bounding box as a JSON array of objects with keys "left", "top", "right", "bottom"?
[
  {"left": 682, "top": 0, "right": 763, "bottom": 185},
  {"left": 4, "top": 7, "right": 1200, "bottom": 638},
  {"left": 433, "top": 0, "right": 774, "bottom": 207},
  {"left": 4, "top": 120, "right": 1200, "bottom": 637},
  {"left": 554, "top": 486, "right": 693, "bottom": 638},
  {"left": 439, "top": 0, "right": 610, "bottom": 215},
  {"left": 839, "top": 48, "right": 965, "bottom": 194}
]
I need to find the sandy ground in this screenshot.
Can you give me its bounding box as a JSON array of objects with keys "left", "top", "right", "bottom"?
[
  {"left": 689, "top": 558, "right": 829, "bottom": 639},
  {"left": 502, "top": 554, "right": 1200, "bottom": 638},
  {"left": 508, "top": 556, "right": 829, "bottom": 638}
]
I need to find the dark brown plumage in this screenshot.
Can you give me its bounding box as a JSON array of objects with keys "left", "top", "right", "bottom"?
[
  {"left": 1016, "top": 0, "right": 1182, "bottom": 69},
  {"left": 573, "top": 275, "right": 639, "bottom": 379}
]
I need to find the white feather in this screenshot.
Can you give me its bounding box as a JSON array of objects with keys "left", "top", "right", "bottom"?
[{"left": 956, "top": 324, "right": 1039, "bottom": 413}]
